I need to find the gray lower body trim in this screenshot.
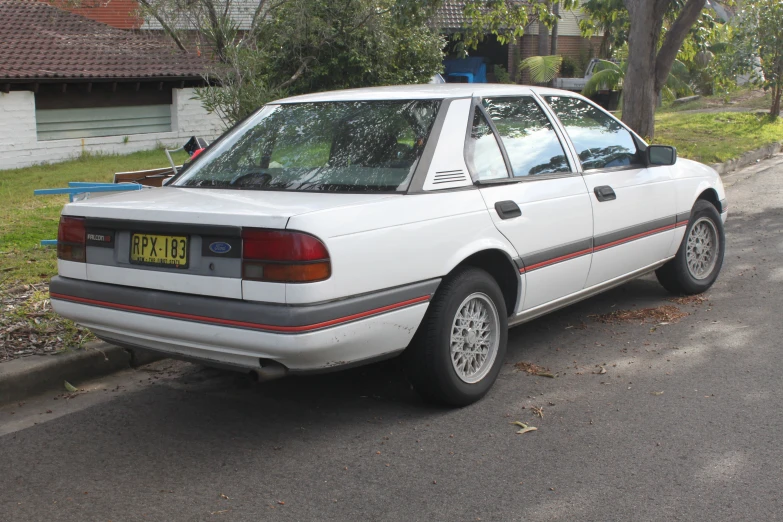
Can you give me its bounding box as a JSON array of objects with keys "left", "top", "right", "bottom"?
[
  {"left": 50, "top": 276, "right": 440, "bottom": 331},
  {"left": 508, "top": 258, "right": 671, "bottom": 327},
  {"left": 521, "top": 237, "right": 593, "bottom": 272},
  {"left": 676, "top": 211, "right": 691, "bottom": 224},
  {"left": 594, "top": 216, "right": 676, "bottom": 249}
]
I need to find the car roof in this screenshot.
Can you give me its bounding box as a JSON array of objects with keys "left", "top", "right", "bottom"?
[{"left": 274, "top": 84, "right": 583, "bottom": 103}]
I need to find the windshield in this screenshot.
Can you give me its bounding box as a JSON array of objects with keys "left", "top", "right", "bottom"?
[{"left": 174, "top": 100, "right": 441, "bottom": 192}]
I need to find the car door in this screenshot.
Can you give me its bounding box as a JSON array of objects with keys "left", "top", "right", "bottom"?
[
  {"left": 468, "top": 96, "right": 594, "bottom": 313},
  {"left": 542, "top": 95, "right": 677, "bottom": 288}
]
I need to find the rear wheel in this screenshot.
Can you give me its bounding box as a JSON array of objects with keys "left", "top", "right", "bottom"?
[
  {"left": 403, "top": 267, "right": 508, "bottom": 407},
  {"left": 656, "top": 200, "right": 725, "bottom": 295}
]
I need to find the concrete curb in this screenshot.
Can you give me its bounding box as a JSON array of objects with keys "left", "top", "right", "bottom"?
[
  {"left": 0, "top": 341, "right": 163, "bottom": 405},
  {"left": 711, "top": 142, "right": 782, "bottom": 176}
]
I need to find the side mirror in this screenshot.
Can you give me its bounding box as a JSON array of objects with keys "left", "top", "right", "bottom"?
[{"left": 647, "top": 145, "right": 677, "bottom": 166}]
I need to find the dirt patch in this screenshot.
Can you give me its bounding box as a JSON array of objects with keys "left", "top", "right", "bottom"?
[
  {"left": 669, "top": 294, "right": 709, "bottom": 306},
  {"left": 590, "top": 305, "right": 688, "bottom": 325},
  {"left": 1, "top": 282, "right": 93, "bottom": 363},
  {"left": 514, "top": 361, "right": 555, "bottom": 378}
]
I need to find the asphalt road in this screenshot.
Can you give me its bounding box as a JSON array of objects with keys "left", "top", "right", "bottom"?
[{"left": 3, "top": 157, "right": 783, "bottom": 522}]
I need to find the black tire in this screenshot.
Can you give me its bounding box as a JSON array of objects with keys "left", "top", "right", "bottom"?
[
  {"left": 656, "top": 200, "right": 725, "bottom": 295},
  {"left": 402, "top": 267, "right": 508, "bottom": 407}
]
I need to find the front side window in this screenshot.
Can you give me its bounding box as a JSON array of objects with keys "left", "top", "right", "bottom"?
[
  {"left": 483, "top": 97, "right": 571, "bottom": 177},
  {"left": 465, "top": 107, "right": 509, "bottom": 181},
  {"left": 174, "top": 100, "right": 440, "bottom": 192},
  {"left": 545, "top": 96, "right": 639, "bottom": 170}
]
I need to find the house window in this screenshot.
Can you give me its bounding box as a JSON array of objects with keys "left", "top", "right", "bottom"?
[{"left": 35, "top": 83, "right": 173, "bottom": 141}]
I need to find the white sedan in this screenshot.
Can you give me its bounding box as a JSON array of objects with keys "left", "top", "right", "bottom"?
[{"left": 51, "top": 84, "right": 727, "bottom": 406}]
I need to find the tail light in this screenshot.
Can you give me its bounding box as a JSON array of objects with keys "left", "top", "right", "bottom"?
[
  {"left": 57, "top": 216, "right": 86, "bottom": 263},
  {"left": 242, "top": 229, "right": 330, "bottom": 283}
]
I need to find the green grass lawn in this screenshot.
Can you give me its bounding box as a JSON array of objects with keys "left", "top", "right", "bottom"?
[
  {"left": 0, "top": 148, "right": 187, "bottom": 287},
  {"left": 654, "top": 112, "right": 783, "bottom": 164},
  {"left": 657, "top": 87, "right": 775, "bottom": 114}
]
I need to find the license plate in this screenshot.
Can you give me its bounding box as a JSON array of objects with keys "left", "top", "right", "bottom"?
[{"left": 130, "top": 233, "right": 189, "bottom": 268}]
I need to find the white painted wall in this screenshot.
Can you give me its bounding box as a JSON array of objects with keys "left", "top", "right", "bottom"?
[{"left": 0, "top": 88, "right": 225, "bottom": 171}]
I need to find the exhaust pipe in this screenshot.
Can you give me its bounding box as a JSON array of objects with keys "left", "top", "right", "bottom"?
[{"left": 250, "top": 359, "right": 288, "bottom": 382}]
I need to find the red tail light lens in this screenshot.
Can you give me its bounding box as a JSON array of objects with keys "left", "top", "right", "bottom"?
[
  {"left": 57, "top": 216, "right": 86, "bottom": 263},
  {"left": 242, "top": 229, "right": 330, "bottom": 283}
]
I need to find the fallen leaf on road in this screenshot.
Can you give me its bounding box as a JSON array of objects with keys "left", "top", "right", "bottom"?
[
  {"left": 220, "top": 494, "right": 230, "bottom": 500},
  {"left": 531, "top": 406, "right": 544, "bottom": 418},
  {"left": 514, "top": 361, "right": 555, "bottom": 378},
  {"left": 64, "top": 381, "right": 78, "bottom": 393},
  {"left": 669, "top": 295, "right": 708, "bottom": 306},
  {"left": 651, "top": 391, "right": 664, "bottom": 396},
  {"left": 594, "top": 367, "right": 607, "bottom": 375},
  {"left": 511, "top": 421, "right": 538, "bottom": 434},
  {"left": 590, "top": 305, "right": 687, "bottom": 324}
]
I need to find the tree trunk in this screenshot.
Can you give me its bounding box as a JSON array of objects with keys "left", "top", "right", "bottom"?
[
  {"left": 550, "top": 3, "right": 559, "bottom": 55},
  {"left": 621, "top": 1, "right": 662, "bottom": 139},
  {"left": 772, "top": 82, "right": 782, "bottom": 118},
  {"left": 538, "top": 21, "right": 549, "bottom": 56},
  {"left": 622, "top": 0, "right": 705, "bottom": 139}
]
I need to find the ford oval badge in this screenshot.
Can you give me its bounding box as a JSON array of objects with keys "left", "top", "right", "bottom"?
[{"left": 209, "top": 241, "right": 232, "bottom": 254}]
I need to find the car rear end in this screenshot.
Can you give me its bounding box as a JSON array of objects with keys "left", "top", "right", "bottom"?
[{"left": 50, "top": 96, "right": 444, "bottom": 375}]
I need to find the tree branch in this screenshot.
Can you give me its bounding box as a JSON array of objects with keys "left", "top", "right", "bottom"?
[
  {"left": 654, "top": 0, "right": 706, "bottom": 91},
  {"left": 137, "top": 0, "right": 187, "bottom": 52},
  {"left": 276, "top": 56, "right": 315, "bottom": 90}
]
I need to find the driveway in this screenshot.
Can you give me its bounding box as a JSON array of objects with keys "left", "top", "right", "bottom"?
[{"left": 2, "top": 157, "right": 783, "bottom": 521}]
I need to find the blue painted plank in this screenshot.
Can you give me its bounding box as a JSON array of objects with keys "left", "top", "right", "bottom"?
[
  {"left": 40, "top": 240, "right": 58, "bottom": 246},
  {"left": 34, "top": 185, "right": 143, "bottom": 196}
]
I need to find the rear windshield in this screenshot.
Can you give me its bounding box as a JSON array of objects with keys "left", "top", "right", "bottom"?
[{"left": 174, "top": 100, "right": 441, "bottom": 192}]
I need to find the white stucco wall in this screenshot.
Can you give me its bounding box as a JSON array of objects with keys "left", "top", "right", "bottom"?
[{"left": 0, "top": 88, "right": 225, "bottom": 171}]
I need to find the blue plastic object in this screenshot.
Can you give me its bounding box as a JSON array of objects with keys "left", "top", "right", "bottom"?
[
  {"left": 443, "top": 58, "right": 487, "bottom": 83},
  {"left": 35, "top": 182, "right": 143, "bottom": 245}
]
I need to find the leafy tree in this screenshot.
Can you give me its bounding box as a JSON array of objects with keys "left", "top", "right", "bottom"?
[
  {"left": 141, "top": 0, "right": 445, "bottom": 126},
  {"left": 731, "top": 0, "right": 783, "bottom": 117},
  {"left": 577, "top": 0, "right": 714, "bottom": 138}
]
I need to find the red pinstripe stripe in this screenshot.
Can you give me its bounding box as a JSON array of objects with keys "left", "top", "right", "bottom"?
[
  {"left": 50, "top": 293, "right": 431, "bottom": 333},
  {"left": 593, "top": 223, "right": 676, "bottom": 252},
  {"left": 520, "top": 222, "right": 682, "bottom": 273},
  {"left": 519, "top": 247, "right": 593, "bottom": 274}
]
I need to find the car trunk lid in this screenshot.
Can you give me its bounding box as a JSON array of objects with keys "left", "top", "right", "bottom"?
[{"left": 63, "top": 188, "right": 394, "bottom": 299}]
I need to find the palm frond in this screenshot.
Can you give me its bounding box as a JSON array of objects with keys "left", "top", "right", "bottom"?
[
  {"left": 519, "top": 55, "right": 563, "bottom": 84},
  {"left": 582, "top": 61, "right": 623, "bottom": 96}
]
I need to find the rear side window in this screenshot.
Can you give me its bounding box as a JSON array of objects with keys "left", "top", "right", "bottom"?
[
  {"left": 545, "top": 96, "right": 639, "bottom": 170},
  {"left": 482, "top": 96, "right": 571, "bottom": 177},
  {"left": 174, "top": 100, "right": 440, "bottom": 192},
  {"left": 465, "top": 108, "right": 509, "bottom": 181}
]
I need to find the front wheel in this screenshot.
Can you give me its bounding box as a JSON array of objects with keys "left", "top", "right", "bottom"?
[
  {"left": 656, "top": 200, "right": 725, "bottom": 295},
  {"left": 403, "top": 267, "right": 508, "bottom": 407}
]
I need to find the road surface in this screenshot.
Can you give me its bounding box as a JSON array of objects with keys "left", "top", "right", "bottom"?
[{"left": 2, "top": 156, "right": 783, "bottom": 521}]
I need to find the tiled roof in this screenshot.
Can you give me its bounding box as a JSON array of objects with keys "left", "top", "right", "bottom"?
[
  {"left": 432, "top": 0, "right": 467, "bottom": 30},
  {"left": 0, "top": 0, "right": 209, "bottom": 81}
]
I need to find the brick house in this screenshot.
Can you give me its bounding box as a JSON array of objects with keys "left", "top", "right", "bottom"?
[
  {"left": 433, "top": 0, "right": 603, "bottom": 83},
  {"left": 0, "top": 0, "right": 224, "bottom": 170}
]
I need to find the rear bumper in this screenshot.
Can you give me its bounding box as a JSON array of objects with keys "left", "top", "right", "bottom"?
[{"left": 50, "top": 276, "right": 436, "bottom": 372}]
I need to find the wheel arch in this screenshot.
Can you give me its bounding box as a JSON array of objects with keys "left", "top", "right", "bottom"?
[
  {"left": 696, "top": 187, "right": 723, "bottom": 213},
  {"left": 445, "top": 248, "right": 521, "bottom": 317}
]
